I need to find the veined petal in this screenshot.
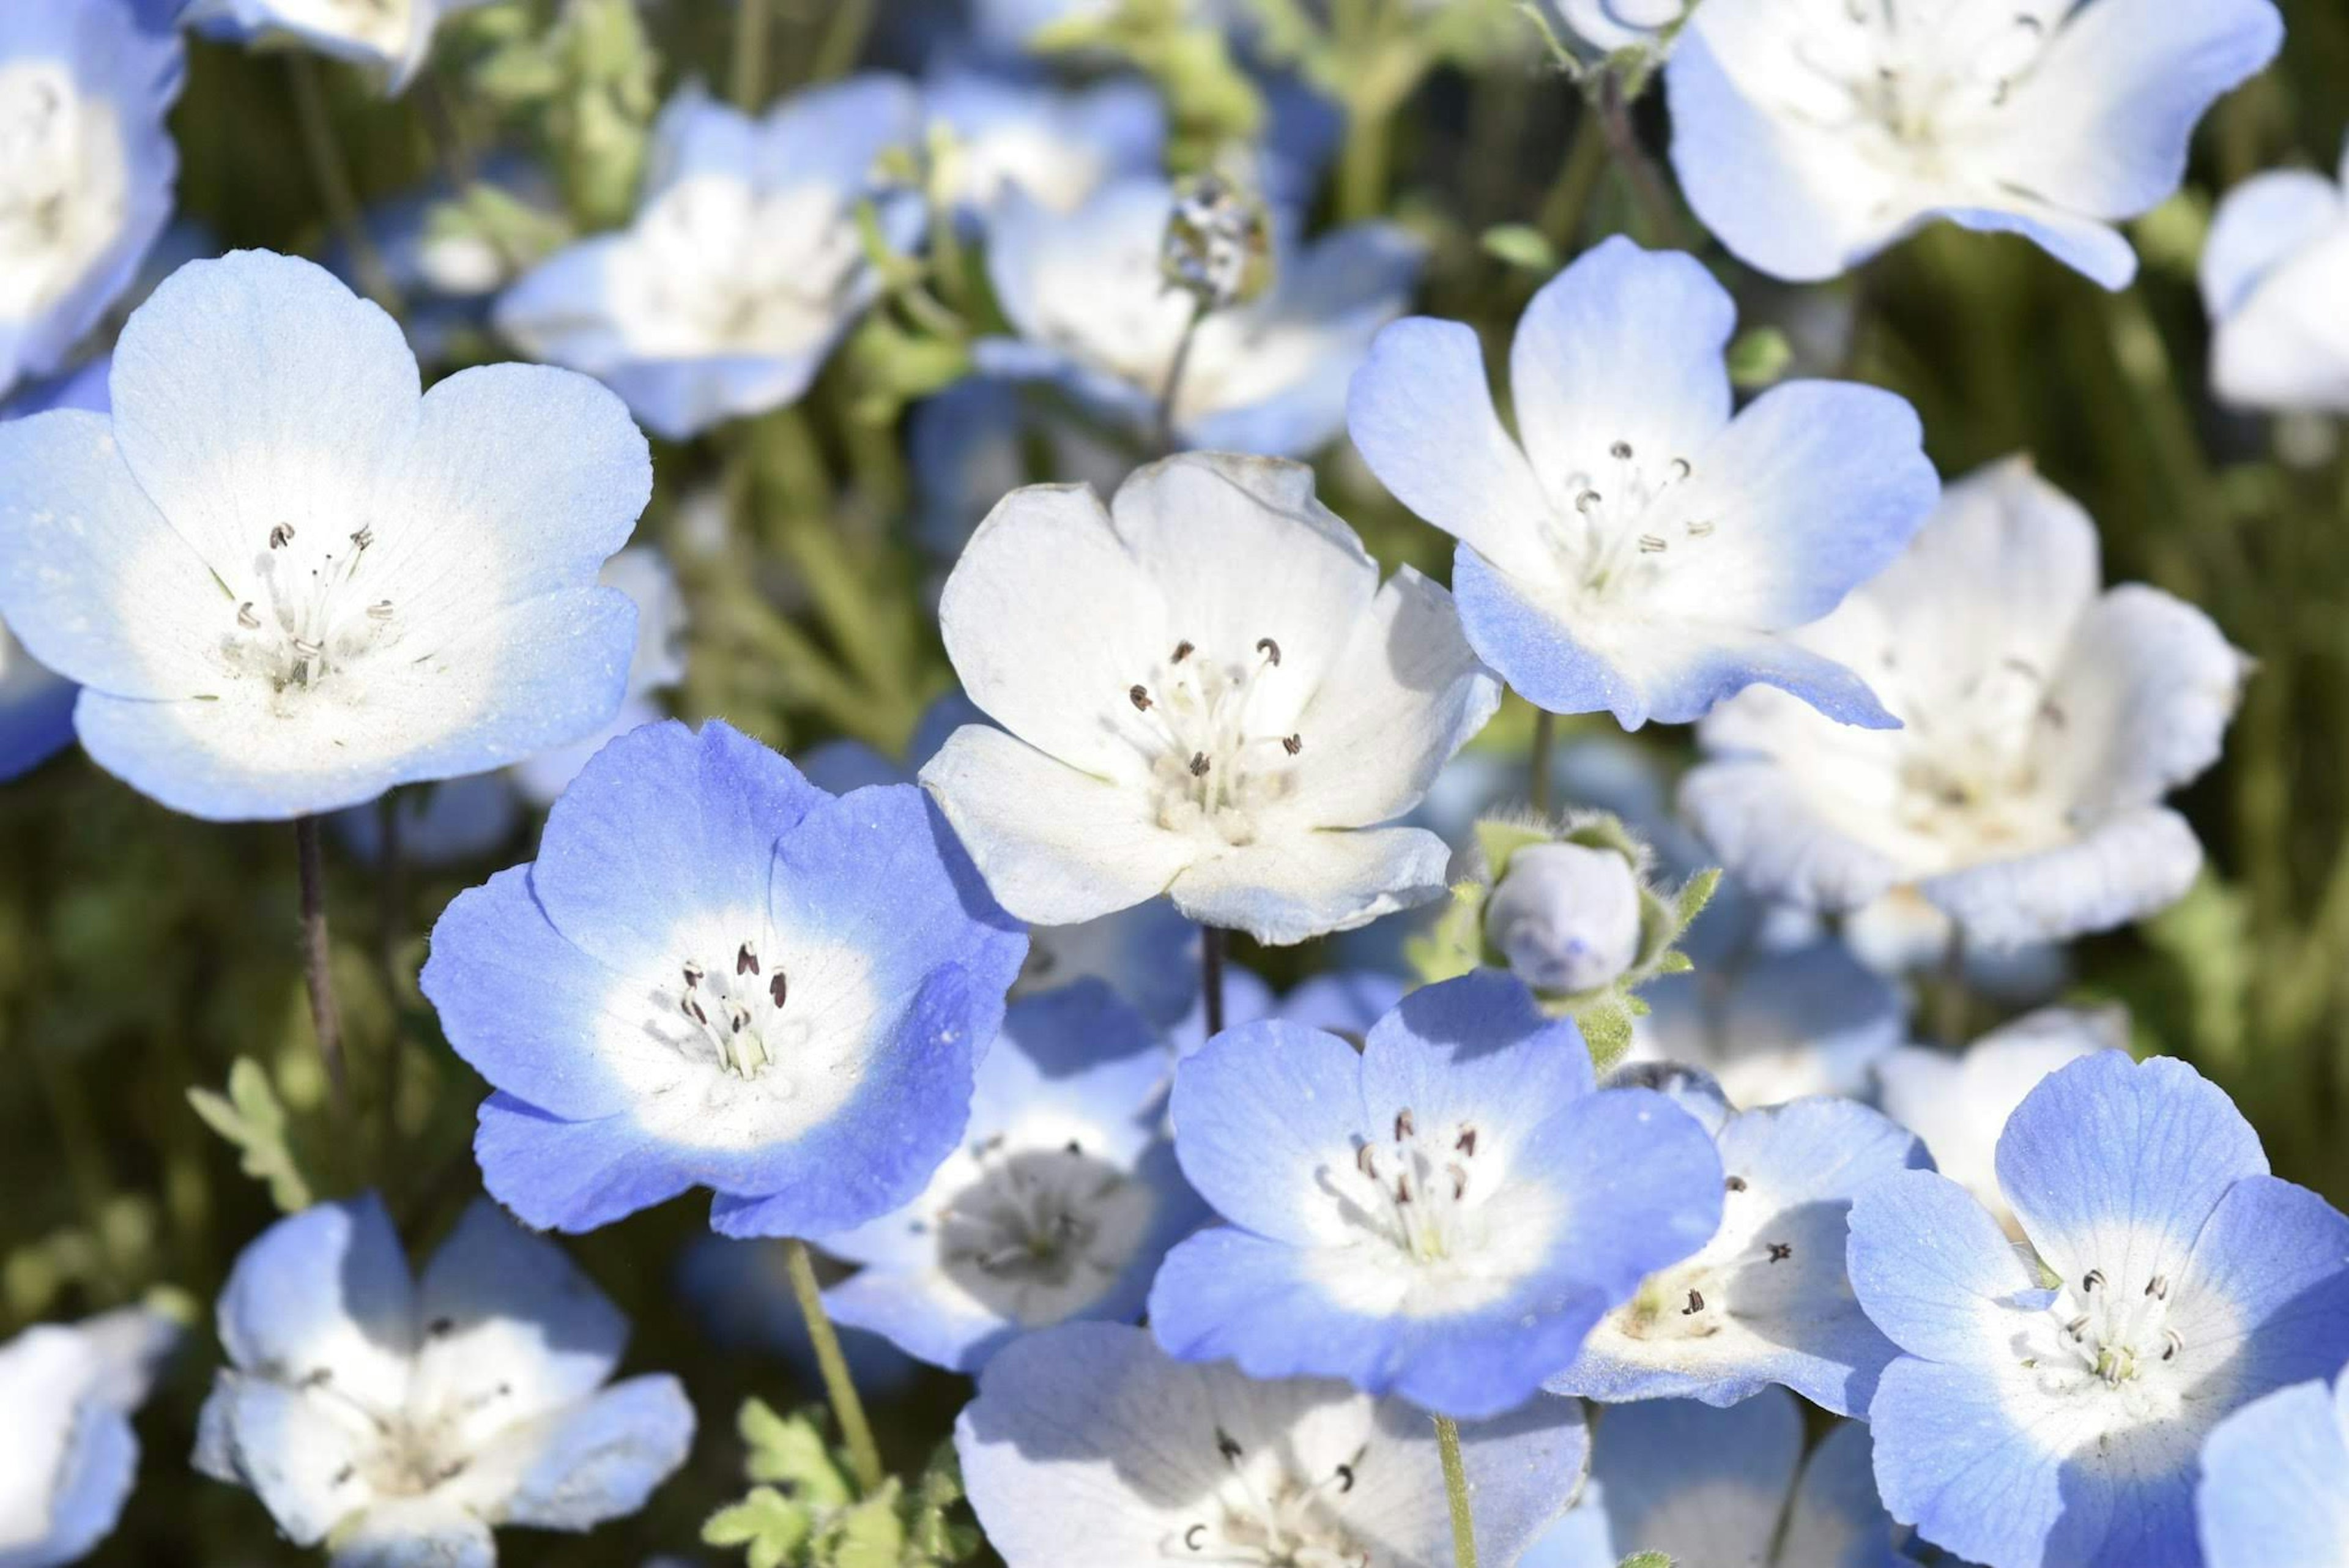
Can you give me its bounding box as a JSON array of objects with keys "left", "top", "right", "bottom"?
[
  {"left": 1166, "top": 824, "right": 1451, "bottom": 946},
  {"left": 1168, "top": 1020, "right": 1371, "bottom": 1249},
  {"left": 1847, "top": 1169, "right": 2052, "bottom": 1365}
]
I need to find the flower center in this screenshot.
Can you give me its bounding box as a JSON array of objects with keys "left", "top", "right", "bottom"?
[
  {"left": 220, "top": 522, "right": 400, "bottom": 692},
  {"left": 0, "top": 62, "right": 122, "bottom": 319},
  {"left": 1121, "top": 636, "right": 1304, "bottom": 845},
  {"left": 1167, "top": 1428, "right": 1371, "bottom": 1567},
  {"left": 618, "top": 177, "right": 863, "bottom": 358},
  {"left": 1780, "top": 2, "right": 2052, "bottom": 176},
  {"left": 1541, "top": 439, "right": 1713, "bottom": 604},
  {"left": 935, "top": 1135, "right": 1138, "bottom": 1318},
  {"left": 1618, "top": 1172, "right": 1798, "bottom": 1341},
  {"left": 2025, "top": 1265, "right": 2186, "bottom": 1403},
  {"left": 670, "top": 939, "right": 796, "bottom": 1079},
  {"left": 1883, "top": 650, "right": 2070, "bottom": 853},
  {"left": 1346, "top": 1109, "right": 1483, "bottom": 1266}
]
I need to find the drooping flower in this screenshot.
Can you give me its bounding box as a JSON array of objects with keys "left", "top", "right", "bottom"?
[
  {"left": 0, "top": 249, "right": 652, "bottom": 821},
  {"left": 1148, "top": 971, "right": 1723, "bottom": 1418},
  {"left": 1348, "top": 236, "right": 1938, "bottom": 730},
  {"left": 1665, "top": 0, "right": 2285, "bottom": 289},
  {"left": 957, "top": 1321, "right": 1590, "bottom": 1568},
  {"left": 2201, "top": 136, "right": 2349, "bottom": 414},
  {"left": 921, "top": 451, "right": 1499, "bottom": 946},
  {"left": 1682, "top": 459, "right": 2246, "bottom": 951},
  {"left": 1873, "top": 1006, "right": 2119, "bottom": 1237},
  {"left": 1520, "top": 1388, "right": 1903, "bottom": 1568},
  {"left": 194, "top": 1196, "right": 694, "bottom": 1565},
  {"left": 420, "top": 718, "right": 1026, "bottom": 1237},
  {"left": 2195, "top": 1364, "right": 2349, "bottom": 1568},
  {"left": 1849, "top": 1051, "right": 2349, "bottom": 1568},
  {"left": 495, "top": 78, "right": 922, "bottom": 442},
  {"left": 922, "top": 65, "right": 1164, "bottom": 218},
  {"left": 1548, "top": 1064, "right": 1928, "bottom": 1415},
  {"left": 976, "top": 177, "right": 1422, "bottom": 458},
  {"left": 817, "top": 981, "right": 1206, "bottom": 1372},
  {"left": 183, "top": 0, "right": 494, "bottom": 94},
  {"left": 0, "top": 1306, "right": 178, "bottom": 1568},
  {"left": 0, "top": 0, "right": 183, "bottom": 399}
]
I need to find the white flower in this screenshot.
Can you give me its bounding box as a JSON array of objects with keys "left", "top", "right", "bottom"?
[
  {"left": 1682, "top": 459, "right": 2246, "bottom": 949},
  {"left": 1485, "top": 841, "right": 1644, "bottom": 994},
  {"left": 921, "top": 453, "right": 1499, "bottom": 945},
  {"left": 1874, "top": 1006, "right": 2120, "bottom": 1236},
  {"left": 2202, "top": 137, "right": 2349, "bottom": 414},
  {"left": 184, "top": 0, "right": 495, "bottom": 94},
  {"left": 0, "top": 1307, "right": 177, "bottom": 1568}
]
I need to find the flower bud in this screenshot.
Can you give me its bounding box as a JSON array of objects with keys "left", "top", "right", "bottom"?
[
  {"left": 1161, "top": 171, "right": 1272, "bottom": 310},
  {"left": 1485, "top": 842, "right": 1642, "bottom": 995}
]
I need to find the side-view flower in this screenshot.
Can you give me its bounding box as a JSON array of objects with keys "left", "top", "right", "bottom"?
[
  {"left": 0, "top": 1306, "right": 178, "bottom": 1568},
  {"left": 2202, "top": 135, "right": 2349, "bottom": 413}
]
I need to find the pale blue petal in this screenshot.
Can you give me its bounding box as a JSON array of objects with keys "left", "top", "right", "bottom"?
[
  {"left": 2201, "top": 169, "right": 2342, "bottom": 318},
  {"left": 1168, "top": 1020, "right": 1368, "bottom": 1246},
  {"left": 1847, "top": 1169, "right": 2053, "bottom": 1365},
  {"left": 2197, "top": 1377, "right": 2349, "bottom": 1568},
  {"left": 499, "top": 1375, "right": 695, "bottom": 1529}
]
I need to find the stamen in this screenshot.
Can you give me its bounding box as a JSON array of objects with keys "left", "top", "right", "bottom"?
[
  {"left": 1668, "top": 458, "right": 1692, "bottom": 481},
  {"left": 2145, "top": 1275, "right": 2169, "bottom": 1301},
  {"left": 1575, "top": 489, "right": 1601, "bottom": 514},
  {"left": 769, "top": 972, "right": 788, "bottom": 1009},
  {"left": 1393, "top": 1109, "right": 1414, "bottom": 1141},
  {"left": 1447, "top": 1164, "right": 1468, "bottom": 1200},
  {"left": 1609, "top": 440, "right": 1634, "bottom": 460},
  {"left": 737, "top": 941, "right": 759, "bottom": 976},
  {"left": 682, "top": 960, "right": 703, "bottom": 989},
  {"left": 1638, "top": 535, "right": 1668, "bottom": 554},
  {"left": 1129, "top": 684, "right": 1152, "bottom": 711},
  {"left": 366, "top": 600, "right": 393, "bottom": 622},
  {"left": 2082, "top": 1269, "right": 2104, "bottom": 1293},
  {"left": 1685, "top": 519, "right": 1716, "bottom": 538},
  {"left": 1455, "top": 1128, "right": 1477, "bottom": 1156},
  {"left": 269, "top": 524, "right": 295, "bottom": 549},
  {"left": 1188, "top": 752, "right": 1210, "bottom": 778},
  {"left": 1767, "top": 1242, "right": 1793, "bottom": 1263},
  {"left": 1216, "top": 1429, "right": 1244, "bottom": 1464},
  {"left": 1281, "top": 734, "right": 1302, "bottom": 756},
  {"left": 1682, "top": 1289, "right": 1705, "bottom": 1315},
  {"left": 236, "top": 602, "right": 261, "bottom": 630},
  {"left": 2066, "top": 1315, "right": 2090, "bottom": 1339},
  {"left": 1172, "top": 639, "right": 1195, "bottom": 663},
  {"left": 1356, "top": 1143, "right": 1378, "bottom": 1180},
  {"left": 1255, "top": 637, "right": 1281, "bottom": 666},
  {"left": 2162, "top": 1329, "right": 2182, "bottom": 1361},
  {"left": 1724, "top": 1175, "right": 1747, "bottom": 1192},
  {"left": 349, "top": 526, "right": 374, "bottom": 550}
]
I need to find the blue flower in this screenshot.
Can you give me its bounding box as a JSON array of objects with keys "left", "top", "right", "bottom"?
[
  {"left": 0, "top": 356, "right": 110, "bottom": 785},
  {"left": 194, "top": 1195, "right": 694, "bottom": 1564},
  {"left": 1148, "top": 970, "right": 1723, "bottom": 1418},
  {"left": 1548, "top": 1065, "right": 1929, "bottom": 1415},
  {"left": 815, "top": 980, "right": 1206, "bottom": 1372},
  {"left": 1521, "top": 1388, "right": 1906, "bottom": 1568},
  {"left": 0, "top": 250, "right": 651, "bottom": 821},
  {"left": 2196, "top": 1363, "right": 2349, "bottom": 1568},
  {"left": 2201, "top": 136, "right": 2349, "bottom": 413},
  {"left": 0, "top": 1306, "right": 178, "bottom": 1568},
  {"left": 0, "top": 0, "right": 182, "bottom": 399},
  {"left": 1665, "top": 0, "right": 2284, "bottom": 289},
  {"left": 496, "top": 79, "right": 922, "bottom": 442},
  {"left": 957, "top": 1321, "right": 1590, "bottom": 1567},
  {"left": 419, "top": 717, "right": 1028, "bottom": 1237},
  {"left": 1849, "top": 1051, "right": 2349, "bottom": 1568},
  {"left": 976, "top": 178, "right": 1423, "bottom": 458},
  {"left": 183, "top": 0, "right": 494, "bottom": 94},
  {"left": 1348, "top": 236, "right": 1939, "bottom": 731},
  {"left": 922, "top": 65, "right": 1163, "bottom": 218}
]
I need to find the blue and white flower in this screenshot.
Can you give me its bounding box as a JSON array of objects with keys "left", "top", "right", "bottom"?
[
  {"left": 1683, "top": 459, "right": 2246, "bottom": 950},
  {"left": 0, "top": 0, "right": 182, "bottom": 399},
  {"left": 817, "top": 980, "right": 1205, "bottom": 1372},
  {"left": 195, "top": 1196, "right": 694, "bottom": 1566},
  {"left": 0, "top": 250, "right": 651, "bottom": 821},
  {"left": 420, "top": 717, "right": 1027, "bottom": 1236},
  {"left": 2202, "top": 137, "right": 2349, "bottom": 414},
  {"left": 0, "top": 356, "right": 98, "bottom": 784},
  {"left": 977, "top": 178, "right": 1422, "bottom": 458},
  {"left": 922, "top": 66, "right": 1163, "bottom": 218},
  {"left": 957, "top": 1321, "right": 1590, "bottom": 1568},
  {"left": 1628, "top": 929, "right": 1907, "bottom": 1109},
  {"left": 0, "top": 1306, "right": 177, "bottom": 1568},
  {"left": 1548, "top": 1066, "right": 1929, "bottom": 1415},
  {"left": 1666, "top": 0, "right": 2284, "bottom": 289},
  {"left": 922, "top": 451, "right": 1499, "bottom": 945},
  {"left": 184, "top": 0, "right": 494, "bottom": 94},
  {"left": 496, "top": 78, "right": 922, "bottom": 442},
  {"left": 2196, "top": 1362, "right": 2349, "bottom": 1568},
  {"left": 1552, "top": 0, "right": 1691, "bottom": 57},
  {"left": 1849, "top": 1051, "right": 2349, "bottom": 1568},
  {"left": 1348, "top": 236, "right": 1938, "bottom": 730},
  {"left": 1522, "top": 1388, "right": 1904, "bottom": 1568},
  {"left": 1148, "top": 971, "right": 1723, "bottom": 1418},
  {"left": 1874, "top": 1005, "right": 2119, "bottom": 1238}
]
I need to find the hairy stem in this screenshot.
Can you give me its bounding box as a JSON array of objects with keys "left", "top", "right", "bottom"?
[
  {"left": 294, "top": 816, "right": 351, "bottom": 1124},
  {"left": 784, "top": 1238, "right": 886, "bottom": 1495},
  {"left": 1434, "top": 1414, "right": 1479, "bottom": 1568}
]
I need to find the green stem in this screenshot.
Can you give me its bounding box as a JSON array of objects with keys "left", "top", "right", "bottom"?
[
  {"left": 783, "top": 1239, "right": 885, "bottom": 1495},
  {"left": 732, "top": 0, "right": 771, "bottom": 110},
  {"left": 1434, "top": 1414, "right": 1478, "bottom": 1568},
  {"left": 1156, "top": 298, "right": 1209, "bottom": 455},
  {"left": 811, "top": 0, "right": 878, "bottom": 83},
  {"left": 1934, "top": 924, "right": 1971, "bottom": 1047},
  {"left": 1528, "top": 709, "right": 1556, "bottom": 817},
  {"left": 1337, "top": 95, "right": 1394, "bottom": 224},
  {"left": 1535, "top": 108, "right": 1609, "bottom": 255},
  {"left": 1201, "top": 925, "right": 1228, "bottom": 1040},
  {"left": 286, "top": 56, "right": 401, "bottom": 316},
  {"left": 294, "top": 816, "right": 352, "bottom": 1128},
  {"left": 1591, "top": 69, "right": 1682, "bottom": 247}
]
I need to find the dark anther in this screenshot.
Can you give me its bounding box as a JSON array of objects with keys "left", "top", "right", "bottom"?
[
  {"left": 1282, "top": 734, "right": 1302, "bottom": 756},
  {"left": 1682, "top": 1289, "right": 1705, "bottom": 1315},
  {"left": 350, "top": 526, "right": 374, "bottom": 549},
  {"left": 1188, "top": 752, "right": 1210, "bottom": 777},
  {"left": 2163, "top": 1330, "right": 2183, "bottom": 1361},
  {"left": 1447, "top": 1164, "right": 1468, "bottom": 1200},
  {"left": 2146, "top": 1275, "right": 2170, "bottom": 1301},
  {"left": 1186, "top": 1524, "right": 1209, "bottom": 1550},
  {"left": 2066, "top": 1315, "right": 2090, "bottom": 1339},
  {"left": 737, "top": 942, "right": 759, "bottom": 976},
  {"left": 683, "top": 960, "right": 703, "bottom": 989},
  {"left": 1767, "top": 1243, "right": 1792, "bottom": 1263},
  {"left": 1064, "top": 1139, "right": 1083, "bottom": 1155},
  {"left": 1394, "top": 1176, "right": 1414, "bottom": 1206},
  {"left": 1215, "top": 1428, "right": 1244, "bottom": 1463},
  {"left": 269, "top": 524, "right": 295, "bottom": 549},
  {"left": 683, "top": 996, "right": 709, "bottom": 1027},
  {"left": 770, "top": 973, "right": 789, "bottom": 1009},
  {"left": 236, "top": 601, "right": 261, "bottom": 630},
  {"left": 1173, "top": 639, "right": 1195, "bottom": 663},
  {"left": 1455, "top": 1128, "right": 1478, "bottom": 1157},
  {"left": 301, "top": 1367, "right": 333, "bottom": 1388},
  {"left": 1335, "top": 1463, "right": 1356, "bottom": 1493},
  {"left": 1668, "top": 458, "right": 1692, "bottom": 481},
  {"left": 1394, "top": 1109, "right": 1415, "bottom": 1141},
  {"left": 1609, "top": 440, "right": 1634, "bottom": 460},
  {"left": 2039, "top": 699, "right": 2068, "bottom": 730},
  {"left": 1576, "top": 489, "right": 1601, "bottom": 513},
  {"left": 2083, "top": 1269, "right": 2105, "bottom": 1293},
  {"left": 1724, "top": 1175, "right": 1747, "bottom": 1192},
  {"left": 333, "top": 1465, "right": 355, "bottom": 1486},
  {"left": 1356, "top": 1143, "right": 1378, "bottom": 1180},
  {"left": 1256, "top": 637, "right": 1282, "bottom": 666},
  {"left": 1130, "top": 684, "right": 1152, "bottom": 711}
]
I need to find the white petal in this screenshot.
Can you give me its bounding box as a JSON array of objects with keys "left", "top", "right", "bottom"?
[
  {"left": 2212, "top": 226, "right": 2349, "bottom": 412},
  {"left": 1166, "top": 825, "right": 1450, "bottom": 946},
  {"left": 2200, "top": 169, "right": 2342, "bottom": 319},
  {"left": 2041, "top": 585, "right": 2245, "bottom": 814},
  {"left": 1921, "top": 804, "right": 2204, "bottom": 947}
]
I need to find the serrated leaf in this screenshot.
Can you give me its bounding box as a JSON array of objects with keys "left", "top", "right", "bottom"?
[
  {"left": 831, "top": 1488, "right": 907, "bottom": 1568},
  {"left": 741, "top": 1400, "right": 853, "bottom": 1509},
  {"left": 704, "top": 1487, "right": 812, "bottom": 1568},
  {"left": 187, "top": 1057, "right": 311, "bottom": 1213}
]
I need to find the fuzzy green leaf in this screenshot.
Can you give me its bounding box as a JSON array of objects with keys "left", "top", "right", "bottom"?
[
  {"left": 703, "top": 1487, "right": 813, "bottom": 1568},
  {"left": 187, "top": 1058, "right": 311, "bottom": 1213},
  {"left": 741, "top": 1401, "right": 853, "bottom": 1510}
]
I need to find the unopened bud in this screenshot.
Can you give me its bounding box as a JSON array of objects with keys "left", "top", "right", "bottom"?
[
  {"left": 1162, "top": 171, "right": 1272, "bottom": 310},
  {"left": 1485, "top": 842, "right": 1642, "bottom": 995}
]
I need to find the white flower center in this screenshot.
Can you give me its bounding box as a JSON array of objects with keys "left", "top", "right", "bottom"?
[
  {"left": 1539, "top": 438, "right": 1715, "bottom": 606},
  {"left": 286, "top": 1336, "right": 516, "bottom": 1504},
  {"left": 1614, "top": 1172, "right": 1800, "bottom": 1342},
  {"left": 1346, "top": 1109, "right": 1483, "bottom": 1266},
  {"left": 1778, "top": 1, "right": 2053, "bottom": 179},
  {"left": 671, "top": 938, "right": 795, "bottom": 1079},
  {"left": 1879, "top": 648, "right": 2071, "bottom": 857},
  {"left": 609, "top": 176, "right": 864, "bottom": 359},
  {"left": 930, "top": 1131, "right": 1151, "bottom": 1325},
  {"left": 1163, "top": 1428, "right": 1372, "bottom": 1567},
  {"left": 0, "top": 62, "right": 129, "bottom": 324},
  {"left": 1120, "top": 636, "right": 1305, "bottom": 845},
  {"left": 2021, "top": 1263, "right": 2189, "bottom": 1417},
  {"left": 219, "top": 522, "right": 402, "bottom": 693}
]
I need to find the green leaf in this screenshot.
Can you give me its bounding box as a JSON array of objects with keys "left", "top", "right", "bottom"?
[
  {"left": 1576, "top": 997, "right": 1635, "bottom": 1073},
  {"left": 187, "top": 1057, "right": 311, "bottom": 1213},
  {"left": 1480, "top": 223, "right": 1559, "bottom": 275},
  {"left": 831, "top": 1487, "right": 908, "bottom": 1568},
  {"left": 1726, "top": 327, "right": 1794, "bottom": 388},
  {"left": 1619, "top": 1554, "right": 1676, "bottom": 1568},
  {"left": 1672, "top": 868, "right": 1722, "bottom": 933},
  {"left": 703, "top": 1487, "right": 813, "bottom": 1568},
  {"left": 740, "top": 1400, "right": 854, "bottom": 1511}
]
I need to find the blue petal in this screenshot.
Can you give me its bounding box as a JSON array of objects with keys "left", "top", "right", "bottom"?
[
  {"left": 2172, "top": 1175, "right": 2349, "bottom": 1400},
  {"left": 23, "top": 1389, "right": 139, "bottom": 1566},
  {"left": 499, "top": 1375, "right": 696, "bottom": 1529},
  {"left": 216, "top": 1195, "right": 418, "bottom": 1402},
  {"left": 1357, "top": 970, "right": 1594, "bottom": 1151},
  {"left": 1577, "top": 1391, "right": 1805, "bottom": 1562},
  {"left": 1868, "top": 1356, "right": 2084, "bottom": 1568},
  {"left": 473, "top": 1092, "right": 700, "bottom": 1234},
  {"left": 2198, "top": 1377, "right": 2349, "bottom": 1568},
  {"left": 412, "top": 1199, "right": 629, "bottom": 1411},
  {"left": 1847, "top": 1168, "right": 2052, "bottom": 1365},
  {"left": 1168, "top": 1020, "right": 1368, "bottom": 1246}
]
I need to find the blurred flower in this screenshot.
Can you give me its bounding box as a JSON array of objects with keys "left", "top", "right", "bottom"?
[
  {"left": 2197, "top": 1364, "right": 2349, "bottom": 1568},
  {"left": 0, "top": 1306, "right": 178, "bottom": 1568},
  {"left": 1160, "top": 170, "right": 1272, "bottom": 310},
  {"left": 184, "top": 0, "right": 493, "bottom": 93},
  {"left": 1548, "top": 1063, "right": 1928, "bottom": 1416},
  {"left": 1627, "top": 931, "right": 1906, "bottom": 1108},
  {"left": 1850, "top": 1053, "right": 2349, "bottom": 1568},
  {"left": 1666, "top": 0, "right": 2283, "bottom": 288},
  {"left": 1873, "top": 1005, "right": 2120, "bottom": 1238},
  {"left": 1552, "top": 0, "right": 1690, "bottom": 56},
  {"left": 2202, "top": 136, "right": 2349, "bottom": 414},
  {"left": 0, "top": 250, "right": 650, "bottom": 820},
  {"left": 420, "top": 718, "right": 1026, "bottom": 1236},
  {"left": 1148, "top": 972, "right": 1723, "bottom": 1418},
  {"left": 1349, "top": 236, "right": 1937, "bottom": 730},
  {"left": 0, "top": 352, "right": 112, "bottom": 784},
  {"left": 1683, "top": 459, "right": 2247, "bottom": 950},
  {"left": 922, "top": 452, "right": 1497, "bottom": 945},
  {"left": 194, "top": 1197, "right": 693, "bottom": 1564},
  {"left": 336, "top": 155, "right": 569, "bottom": 366},
  {"left": 1520, "top": 1389, "right": 1899, "bottom": 1568},
  {"left": 957, "top": 1321, "right": 1590, "bottom": 1567},
  {"left": 817, "top": 981, "right": 1206, "bottom": 1371},
  {"left": 497, "top": 78, "right": 922, "bottom": 442},
  {"left": 922, "top": 65, "right": 1163, "bottom": 217},
  {"left": 1171, "top": 962, "right": 1405, "bottom": 1058},
  {"left": 976, "top": 179, "right": 1421, "bottom": 457},
  {"left": 0, "top": 0, "right": 183, "bottom": 398},
  {"left": 907, "top": 375, "right": 1129, "bottom": 562}
]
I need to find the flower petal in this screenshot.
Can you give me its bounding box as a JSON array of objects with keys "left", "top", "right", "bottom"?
[
  {"left": 1846, "top": 1168, "right": 2051, "bottom": 1365},
  {"left": 215, "top": 1196, "right": 417, "bottom": 1411},
  {"left": 1169, "top": 1019, "right": 1370, "bottom": 1248},
  {"left": 2039, "top": 585, "right": 2245, "bottom": 814},
  {"left": 409, "top": 1201, "right": 629, "bottom": 1432},
  {"left": 2197, "top": 1378, "right": 2349, "bottom": 1568},
  {"left": 1167, "top": 825, "right": 1451, "bottom": 946}
]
